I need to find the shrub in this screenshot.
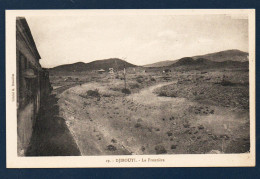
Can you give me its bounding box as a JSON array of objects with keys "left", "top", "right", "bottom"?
[
  {"left": 107, "top": 145, "right": 117, "bottom": 151},
  {"left": 135, "top": 123, "right": 142, "bottom": 128},
  {"left": 158, "top": 91, "right": 167, "bottom": 97},
  {"left": 136, "top": 78, "right": 143, "bottom": 83},
  {"left": 136, "top": 75, "right": 144, "bottom": 83},
  {"left": 111, "top": 139, "right": 117, "bottom": 143},
  {"left": 163, "top": 76, "right": 171, "bottom": 81},
  {"left": 122, "top": 88, "right": 131, "bottom": 94},
  {"left": 171, "top": 145, "right": 177, "bottom": 150},
  {"left": 167, "top": 131, "right": 173, "bottom": 136},
  {"left": 151, "top": 77, "right": 156, "bottom": 82},
  {"left": 102, "top": 93, "right": 111, "bottom": 97},
  {"left": 141, "top": 146, "right": 146, "bottom": 152},
  {"left": 155, "top": 145, "right": 167, "bottom": 154},
  {"left": 183, "top": 123, "right": 190, "bottom": 128},
  {"left": 169, "top": 93, "right": 177, "bottom": 97},
  {"left": 220, "top": 79, "right": 235, "bottom": 86},
  {"left": 130, "top": 83, "right": 140, "bottom": 89},
  {"left": 110, "top": 87, "right": 121, "bottom": 91},
  {"left": 87, "top": 89, "right": 100, "bottom": 97}
]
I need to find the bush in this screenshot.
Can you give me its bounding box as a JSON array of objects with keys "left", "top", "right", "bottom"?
[
  {"left": 171, "top": 145, "right": 177, "bottom": 150},
  {"left": 151, "top": 77, "right": 156, "bottom": 82},
  {"left": 136, "top": 78, "right": 143, "bottom": 83},
  {"left": 135, "top": 123, "right": 142, "bottom": 128},
  {"left": 155, "top": 145, "right": 167, "bottom": 154},
  {"left": 110, "top": 87, "right": 121, "bottom": 91},
  {"left": 122, "top": 88, "right": 131, "bottom": 94},
  {"left": 220, "top": 79, "right": 235, "bottom": 86},
  {"left": 102, "top": 93, "right": 111, "bottom": 97},
  {"left": 158, "top": 91, "right": 167, "bottom": 97},
  {"left": 107, "top": 145, "right": 117, "bottom": 151},
  {"left": 167, "top": 131, "right": 173, "bottom": 136},
  {"left": 87, "top": 89, "right": 100, "bottom": 97},
  {"left": 136, "top": 75, "right": 144, "bottom": 83},
  {"left": 169, "top": 93, "right": 177, "bottom": 98},
  {"left": 129, "top": 83, "right": 140, "bottom": 89}
]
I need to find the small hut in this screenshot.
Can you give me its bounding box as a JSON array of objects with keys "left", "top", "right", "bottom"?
[
  {"left": 163, "top": 69, "right": 171, "bottom": 73},
  {"left": 97, "top": 69, "right": 106, "bottom": 74}
]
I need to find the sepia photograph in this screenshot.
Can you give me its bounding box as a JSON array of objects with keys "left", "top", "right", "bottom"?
[{"left": 6, "top": 9, "right": 255, "bottom": 167}]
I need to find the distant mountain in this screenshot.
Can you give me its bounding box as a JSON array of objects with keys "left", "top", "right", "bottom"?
[
  {"left": 170, "top": 56, "right": 248, "bottom": 69},
  {"left": 49, "top": 58, "right": 137, "bottom": 72},
  {"left": 172, "top": 57, "right": 216, "bottom": 66},
  {"left": 143, "top": 60, "right": 176, "bottom": 68},
  {"left": 143, "top": 49, "right": 248, "bottom": 67},
  {"left": 192, "top": 49, "right": 248, "bottom": 62}
]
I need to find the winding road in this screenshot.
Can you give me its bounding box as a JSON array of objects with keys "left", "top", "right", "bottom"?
[{"left": 56, "top": 81, "right": 250, "bottom": 155}]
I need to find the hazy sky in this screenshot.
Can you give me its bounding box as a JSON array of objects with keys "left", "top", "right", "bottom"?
[{"left": 26, "top": 14, "right": 248, "bottom": 68}]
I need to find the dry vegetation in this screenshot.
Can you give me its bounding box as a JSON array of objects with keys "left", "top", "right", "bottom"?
[
  {"left": 49, "top": 65, "right": 250, "bottom": 155},
  {"left": 154, "top": 69, "right": 249, "bottom": 111}
]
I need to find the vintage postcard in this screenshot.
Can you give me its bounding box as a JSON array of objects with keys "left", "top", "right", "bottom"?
[{"left": 6, "top": 9, "right": 255, "bottom": 168}]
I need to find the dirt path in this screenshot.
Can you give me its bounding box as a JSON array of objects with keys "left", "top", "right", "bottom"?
[
  {"left": 58, "top": 81, "right": 250, "bottom": 155},
  {"left": 129, "top": 82, "right": 178, "bottom": 104}
]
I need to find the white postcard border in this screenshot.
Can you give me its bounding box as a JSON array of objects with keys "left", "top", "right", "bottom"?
[{"left": 6, "top": 9, "right": 255, "bottom": 168}]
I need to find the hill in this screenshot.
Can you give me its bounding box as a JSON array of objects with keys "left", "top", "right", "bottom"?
[
  {"left": 170, "top": 57, "right": 248, "bottom": 70},
  {"left": 143, "top": 49, "right": 248, "bottom": 67},
  {"left": 49, "top": 58, "right": 137, "bottom": 72},
  {"left": 143, "top": 60, "right": 176, "bottom": 68},
  {"left": 192, "top": 49, "right": 248, "bottom": 62}
]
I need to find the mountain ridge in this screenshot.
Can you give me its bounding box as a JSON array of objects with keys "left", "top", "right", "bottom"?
[
  {"left": 48, "top": 49, "right": 248, "bottom": 72},
  {"left": 144, "top": 49, "right": 248, "bottom": 68},
  {"left": 48, "top": 58, "right": 137, "bottom": 72}
]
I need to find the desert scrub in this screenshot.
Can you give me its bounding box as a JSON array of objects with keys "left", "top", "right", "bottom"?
[
  {"left": 110, "top": 87, "right": 121, "bottom": 91},
  {"left": 136, "top": 78, "right": 143, "bottom": 83},
  {"left": 158, "top": 91, "right": 177, "bottom": 98},
  {"left": 169, "top": 93, "right": 177, "bottom": 97},
  {"left": 106, "top": 145, "right": 117, "bottom": 151},
  {"left": 87, "top": 89, "right": 100, "bottom": 97},
  {"left": 150, "top": 77, "right": 156, "bottom": 81},
  {"left": 129, "top": 83, "right": 140, "bottom": 89},
  {"left": 136, "top": 75, "right": 144, "bottom": 83},
  {"left": 155, "top": 145, "right": 167, "bottom": 154},
  {"left": 134, "top": 123, "right": 142, "bottom": 128},
  {"left": 158, "top": 91, "right": 168, "bottom": 97},
  {"left": 122, "top": 88, "right": 131, "bottom": 94},
  {"left": 102, "top": 93, "right": 111, "bottom": 97},
  {"left": 220, "top": 79, "right": 235, "bottom": 86}
]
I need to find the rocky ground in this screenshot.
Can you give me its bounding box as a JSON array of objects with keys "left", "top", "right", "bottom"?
[
  {"left": 154, "top": 69, "right": 249, "bottom": 111},
  {"left": 33, "top": 68, "right": 249, "bottom": 156},
  {"left": 56, "top": 74, "right": 249, "bottom": 155}
]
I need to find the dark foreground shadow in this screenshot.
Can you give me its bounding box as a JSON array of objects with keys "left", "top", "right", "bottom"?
[{"left": 26, "top": 94, "right": 81, "bottom": 156}]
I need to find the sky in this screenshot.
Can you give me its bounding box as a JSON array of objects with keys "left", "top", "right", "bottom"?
[{"left": 26, "top": 14, "right": 248, "bottom": 68}]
